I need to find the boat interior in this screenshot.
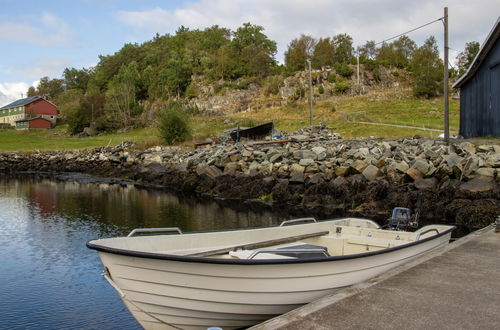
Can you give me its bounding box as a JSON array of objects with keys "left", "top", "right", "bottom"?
[
  {"left": 214, "top": 221, "right": 449, "bottom": 260},
  {"left": 93, "top": 218, "right": 453, "bottom": 260}
]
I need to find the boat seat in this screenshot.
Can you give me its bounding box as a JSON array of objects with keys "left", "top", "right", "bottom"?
[
  {"left": 346, "top": 237, "right": 403, "bottom": 248},
  {"left": 229, "top": 243, "right": 329, "bottom": 260},
  {"left": 229, "top": 250, "right": 297, "bottom": 259}
]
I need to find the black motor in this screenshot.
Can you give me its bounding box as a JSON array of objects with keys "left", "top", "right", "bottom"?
[{"left": 385, "top": 207, "right": 419, "bottom": 231}]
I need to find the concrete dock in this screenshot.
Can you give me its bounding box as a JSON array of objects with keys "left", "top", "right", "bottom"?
[{"left": 252, "top": 225, "right": 500, "bottom": 330}]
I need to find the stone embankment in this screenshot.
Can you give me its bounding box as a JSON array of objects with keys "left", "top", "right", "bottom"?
[{"left": 0, "top": 126, "right": 498, "bottom": 229}]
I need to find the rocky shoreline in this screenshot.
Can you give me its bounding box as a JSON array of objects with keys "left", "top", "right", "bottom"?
[{"left": 0, "top": 126, "right": 498, "bottom": 230}]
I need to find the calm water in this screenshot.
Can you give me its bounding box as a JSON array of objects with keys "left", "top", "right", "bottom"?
[{"left": 0, "top": 176, "right": 283, "bottom": 330}]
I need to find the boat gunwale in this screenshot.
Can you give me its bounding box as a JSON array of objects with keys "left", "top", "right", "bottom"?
[{"left": 86, "top": 223, "right": 456, "bottom": 265}]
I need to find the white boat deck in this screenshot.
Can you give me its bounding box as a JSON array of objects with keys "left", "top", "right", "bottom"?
[{"left": 129, "top": 223, "right": 444, "bottom": 260}]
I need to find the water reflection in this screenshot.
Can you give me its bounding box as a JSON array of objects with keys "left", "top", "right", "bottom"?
[
  {"left": 0, "top": 176, "right": 282, "bottom": 329},
  {"left": 12, "top": 176, "right": 284, "bottom": 233}
]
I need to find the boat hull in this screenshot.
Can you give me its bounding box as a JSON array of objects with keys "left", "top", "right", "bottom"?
[{"left": 98, "top": 231, "right": 451, "bottom": 329}]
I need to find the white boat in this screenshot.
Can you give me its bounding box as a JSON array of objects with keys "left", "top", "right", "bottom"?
[{"left": 87, "top": 217, "right": 455, "bottom": 330}]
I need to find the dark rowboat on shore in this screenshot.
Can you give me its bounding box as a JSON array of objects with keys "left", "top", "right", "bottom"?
[{"left": 228, "top": 122, "right": 274, "bottom": 141}]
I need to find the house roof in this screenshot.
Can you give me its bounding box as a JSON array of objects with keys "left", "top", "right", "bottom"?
[
  {"left": 453, "top": 17, "right": 500, "bottom": 88},
  {"left": 15, "top": 116, "right": 51, "bottom": 123},
  {"left": 0, "top": 96, "right": 43, "bottom": 111}
]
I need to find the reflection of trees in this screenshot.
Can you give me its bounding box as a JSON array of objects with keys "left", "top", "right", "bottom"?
[
  {"left": 29, "top": 183, "right": 57, "bottom": 217},
  {"left": 0, "top": 176, "right": 283, "bottom": 236},
  {"left": 157, "top": 203, "right": 193, "bottom": 232}
]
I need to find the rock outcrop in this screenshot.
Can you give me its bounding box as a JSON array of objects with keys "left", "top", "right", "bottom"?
[{"left": 188, "top": 66, "right": 409, "bottom": 114}]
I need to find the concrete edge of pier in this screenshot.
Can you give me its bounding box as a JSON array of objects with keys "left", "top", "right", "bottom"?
[{"left": 251, "top": 224, "right": 498, "bottom": 329}]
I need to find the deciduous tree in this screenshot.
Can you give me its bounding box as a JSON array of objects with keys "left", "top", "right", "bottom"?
[
  {"left": 284, "top": 34, "right": 316, "bottom": 73},
  {"left": 33, "top": 76, "right": 64, "bottom": 100},
  {"left": 358, "top": 40, "right": 377, "bottom": 60},
  {"left": 377, "top": 36, "right": 416, "bottom": 69},
  {"left": 63, "top": 67, "right": 92, "bottom": 91},
  {"left": 456, "top": 41, "right": 480, "bottom": 75},
  {"left": 312, "top": 37, "right": 334, "bottom": 69},
  {"left": 26, "top": 86, "right": 36, "bottom": 97},
  {"left": 231, "top": 23, "right": 277, "bottom": 77},
  {"left": 411, "top": 36, "right": 443, "bottom": 98},
  {"left": 105, "top": 61, "right": 142, "bottom": 128},
  {"left": 332, "top": 33, "right": 353, "bottom": 64}
]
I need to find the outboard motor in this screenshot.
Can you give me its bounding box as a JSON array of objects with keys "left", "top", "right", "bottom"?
[{"left": 386, "top": 207, "right": 419, "bottom": 231}]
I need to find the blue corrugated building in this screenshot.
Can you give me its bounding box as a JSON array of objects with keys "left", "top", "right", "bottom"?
[{"left": 453, "top": 18, "right": 500, "bottom": 138}]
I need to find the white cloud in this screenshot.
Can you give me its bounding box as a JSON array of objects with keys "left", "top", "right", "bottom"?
[
  {"left": 0, "top": 12, "right": 73, "bottom": 46},
  {"left": 0, "top": 82, "right": 32, "bottom": 107},
  {"left": 15, "top": 57, "right": 71, "bottom": 80},
  {"left": 115, "top": 0, "right": 500, "bottom": 62},
  {"left": 115, "top": 7, "right": 175, "bottom": 30}
]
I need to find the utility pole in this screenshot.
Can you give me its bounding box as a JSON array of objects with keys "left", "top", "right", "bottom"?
[
  {"left": 356, "top": 51, "right": 360, "bottom": 85},
  {"left": 443, "top": 7, "right": 449, "bottom": 144},
  {"left": 307, "top": 59, "right": 313, "bottom": 126}
]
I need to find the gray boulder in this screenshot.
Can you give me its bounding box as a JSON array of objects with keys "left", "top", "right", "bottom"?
[
  {"left": 414, "top": 177, "right": 438, "bottom": 190},
  {"left": 460, "top": 176, "right": 497, "bottom": 192},
  {"left": 293, "top": 149, "right": 316, "bottom": 160},
  {"left": 362, "top": 165, "right": 381, "bottom": 181}
]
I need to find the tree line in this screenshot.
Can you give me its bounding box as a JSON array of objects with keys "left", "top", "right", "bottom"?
[{"left": 26, "top": 23, "right": 479, "bottom": 135}]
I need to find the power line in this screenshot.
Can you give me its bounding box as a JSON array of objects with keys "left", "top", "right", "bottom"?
[{"left": 374, "top": 17, "right": 444, "bottom": 46}]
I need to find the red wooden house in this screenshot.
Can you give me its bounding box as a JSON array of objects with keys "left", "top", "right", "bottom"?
[
  {"left": 0, "top": 96, "right": 57, "bottom": 129},
  {"left": 15, "top": 117, "right": 53, "bottom": 130}
]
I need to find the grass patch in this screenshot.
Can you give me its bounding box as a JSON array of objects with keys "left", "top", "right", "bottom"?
[
  {"left": 0, "top": 88, "right": 461, "bottom": 152},
  {"left": 0, "top": 125, "right": 162, "bottom": 152},
  {"left": 219, "top": 88, "right": 460, "bottom": 139}
]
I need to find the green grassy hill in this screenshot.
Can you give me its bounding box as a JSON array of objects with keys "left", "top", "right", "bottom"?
[
  {"left": 191, "top": 87, "right": 459, "bottom": 141},
  {"left": 0, "top": 87, "right": 459, "bottom": 152}
]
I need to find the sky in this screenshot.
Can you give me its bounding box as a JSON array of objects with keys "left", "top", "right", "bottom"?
[{"left": 1, "top": 0, "right": 499, "bottom": 107}]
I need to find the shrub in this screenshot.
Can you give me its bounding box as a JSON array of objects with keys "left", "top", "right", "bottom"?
[
  {"left": 158, "top": 102, "right": 191, "bottom": 145},
  {"left": 184, "top": 83, "right": 197, "bottom": 99},
  {"left": 335, "top": 81, "right": 351, "bottom": 94},
  {"left": 265, "top": 76, "right": 282, "bottom": 96},
  {"left": 66, "top": 108, "right": 89, "bottom": 135},
  {"left": 327, "top": 73, "right": 337, "bottom": 83},
  {"left": 363, "top": 59, "right": 382, "bottom": 81},
  {"left": 334, "top": 62, "right": 354, "bottom": 78},
  {"left": 363, "top": 59, "right": 379, "bottom": 71},
  {"left": 93, "top": 116, "right": 119, "bottom": 132},
  {"left": 318, "top": 85, "right": 325, "bottom": 94},
  {"left": 294, "top": 87, "right": 306, "bottom": 100}
]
